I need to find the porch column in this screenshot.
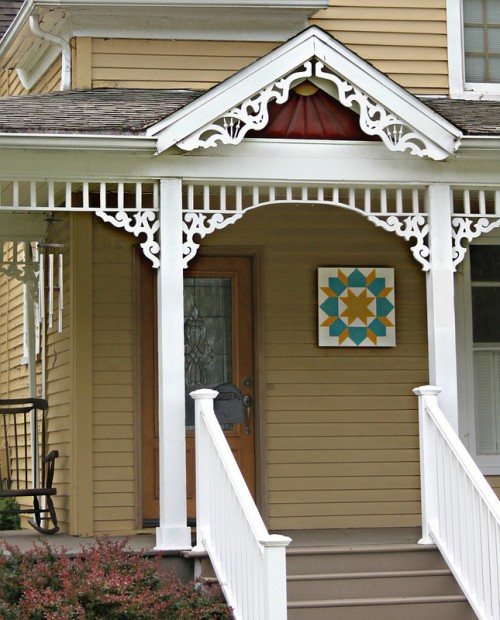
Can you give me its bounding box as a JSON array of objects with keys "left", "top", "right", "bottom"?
[
  {"left": 155, "top": 178, "right": 191, "bottom": 551},
  {"left": 425, "top": 184, "right": 458, "bottom": 431}
]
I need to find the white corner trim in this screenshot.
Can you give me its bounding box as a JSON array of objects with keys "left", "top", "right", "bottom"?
[{"left": 447, "top": 0, "right": 465, "bottom": 98}]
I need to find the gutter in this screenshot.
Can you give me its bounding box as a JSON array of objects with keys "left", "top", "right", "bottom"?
[
  {"left": 458, "top": 136, "right": 500, "bottom": 152},
  {"left": 27, "top": 14, "right": 71, "bottom": 90},
  {"left": 0, "top": 133, "right": 157, "bottom": 152}
]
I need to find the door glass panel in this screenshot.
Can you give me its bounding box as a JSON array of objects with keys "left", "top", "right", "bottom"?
[{"left": 184, "top": 276, "right": 233, "bottom": 429}]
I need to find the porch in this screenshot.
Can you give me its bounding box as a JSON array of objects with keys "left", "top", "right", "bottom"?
[{"left": 0, "top": 525, "right": 476, "bottom": 619}]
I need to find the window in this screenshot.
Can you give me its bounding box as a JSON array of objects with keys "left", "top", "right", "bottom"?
[
  {"left": 463, "top": 0, "right": 500, "bottom": 83},
  {"left": 470, "top": 245, "right": 500, "bottom": 455},
  {"left": 457, "top": 241, "right": 500, "bottom": 473},
  {"left": 447, "top": 0, "right": 500, "bottom": 97}
]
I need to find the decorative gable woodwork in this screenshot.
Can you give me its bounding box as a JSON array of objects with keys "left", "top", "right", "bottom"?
[{"left": 247, "top": 81, "right": 379, "bottom": 141}]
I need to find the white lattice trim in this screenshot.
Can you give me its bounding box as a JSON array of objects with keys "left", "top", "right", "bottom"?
[
  {"left": 452, "top": 216, "right": 500, "bottom": 270},
  {"left": 368, "top": 214, "right": 430, "bottom": 271}
]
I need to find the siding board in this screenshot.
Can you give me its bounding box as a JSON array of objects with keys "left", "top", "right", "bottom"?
[
  {"left": 310, "top": 0, "right": 448, "bottom": 94},
  {"left": 201, "top": 203, "right": 427, "bottom": 529},
  {"left": 92, "top": 219, "right": 136, "bottom": 533}
]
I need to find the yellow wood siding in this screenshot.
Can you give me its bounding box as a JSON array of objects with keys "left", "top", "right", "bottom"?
[
  {"left": 0, "top": 56, "right": 61, "bottom": 96},
  {"left": 92, "top": 219, "right": 136, "bottom": 534},
  {"left": 487, "top": 476, "right": 500, "bottom": 500},
  {"left": 310, "top": 0, "right": 448, "bottom": 94},
  {"left": 202, "top": 204, "right": 428, "bottom": 530},
  {"left": 0, "top": 271, "right": 28, "bottom": 398},
  {"left": 45, "top": 215, "right": 71, "bottom": 531},
  {"left": 89, "top": 39, "right": 278, "bottom": 89}
]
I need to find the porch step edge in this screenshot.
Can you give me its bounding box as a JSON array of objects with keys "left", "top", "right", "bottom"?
[
  {"left": 287, "top": 544, "right": 437, "bottom": 556},
  {"left": 287, "top": 569, "right": 451, "bottom": 582},
  {"left": 287, "top": 594, "right": 469, "bottom": 609}
]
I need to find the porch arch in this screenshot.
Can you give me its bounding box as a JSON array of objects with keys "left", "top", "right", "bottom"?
[{"left": 181, "top": 182, "right": 430, "bottom": 269}]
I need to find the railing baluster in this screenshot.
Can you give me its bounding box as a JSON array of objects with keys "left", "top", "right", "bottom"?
[
  {"left": 415, "top": 385, "right": 500, "bottom": 620},
  {"left": 192, "top": 389, "right": 290, "bottom": 619}
]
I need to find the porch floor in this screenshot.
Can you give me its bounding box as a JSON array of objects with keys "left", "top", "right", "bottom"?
[
  {"left": 0, "top": 529, "right": 158, "bottom": 555},
  {"left": 0, "top": 526, "right": 423, "bottom": 553}
]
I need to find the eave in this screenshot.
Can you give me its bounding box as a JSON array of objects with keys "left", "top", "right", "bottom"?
[
  {"left": 0, "top": 133, "right": 157, "bottom": 152},
  {"left": 0, "top": 0, "right": 329, "bottom": 67}
]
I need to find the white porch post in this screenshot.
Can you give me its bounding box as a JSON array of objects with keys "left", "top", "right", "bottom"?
[
  {"left": 155, "top": 178, "right": 191, "bottom": 551},
  {"left": 425, "top": 183, "right": 459, "bottom": 431}
]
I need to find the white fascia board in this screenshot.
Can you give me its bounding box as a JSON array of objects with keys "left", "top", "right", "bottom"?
[
  {"left": 0, "top": 133, "right": 156, "bottom": 152},
  {"left": 0, "top": 1, "right": 35, "bottom": 60},
  {"left": 150, "top": 27, "right": 462, "bottom": 157},
  {"left": 70, "top": 8, "right": 313, "bottom": 42}
]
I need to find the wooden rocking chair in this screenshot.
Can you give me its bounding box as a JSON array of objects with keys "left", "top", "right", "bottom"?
[{"left": 0, "top": 398, "right": 59, "bottom": 534}]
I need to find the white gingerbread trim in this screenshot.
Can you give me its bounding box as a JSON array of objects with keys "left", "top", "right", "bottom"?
[
  {"left": 452, "top": 216, "right": 500, "bottom": 270},
  {"left": 181, "top": 183, "right": 429, "bottom": 267},
  {"left": 178, "top": 60, "right": 453, "bottom": 160},
  {"left": 368, "top": 214, "right": 430, "bottom": 271},
  {"left": 178, "top": 63, "right": 313, "bottom": 150},
  {"left": 182, "top": 211, "right": 244, "bottom": 267},
  {"left": 96, "top": 209, "right": 161, "bottom": 268},
  {"left": 314, "top": 62, "right": 443, "bottom": 161}
]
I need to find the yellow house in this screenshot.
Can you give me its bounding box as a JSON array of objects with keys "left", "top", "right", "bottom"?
[{"left": 0, "top": 1, "right": 499, "bottom": 618}]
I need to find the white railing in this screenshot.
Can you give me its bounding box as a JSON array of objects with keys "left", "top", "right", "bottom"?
[
  {"left": 191, "top": 389, "right": 291, "bottom": 620},
  {"left": 415, "top": 385, "right": 500, "bottom": 620}
]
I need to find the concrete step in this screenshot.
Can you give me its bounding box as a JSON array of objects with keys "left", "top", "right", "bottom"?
[
  {"left": 287, "top": 569, "right": 463, "bottom": 600},
  {"left": 287, "top": 596, "right": 477, "bottom": 620},
  {"left": 286, "top": 542, "right": 477, "bottom": 620},
  {"left": 287, "top": 544, "right": 448, "bottom": 574}
]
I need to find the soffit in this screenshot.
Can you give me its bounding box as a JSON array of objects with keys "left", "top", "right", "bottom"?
[{"left": 0, "top": 0, "right": 329, "bottom": 69}]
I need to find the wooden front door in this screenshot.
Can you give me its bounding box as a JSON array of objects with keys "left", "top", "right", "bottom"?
[{"left": 139, "top": 253, "right": 255, "bottom": 525}]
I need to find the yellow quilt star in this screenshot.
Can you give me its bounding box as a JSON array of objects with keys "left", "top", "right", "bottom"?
[{"left": 340, "top": 289, "right": 375, "bottom": 325}]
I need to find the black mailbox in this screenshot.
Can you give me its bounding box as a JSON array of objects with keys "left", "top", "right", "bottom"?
[{"left": 185, "top": 383, "right": 244, "bottom": 426}]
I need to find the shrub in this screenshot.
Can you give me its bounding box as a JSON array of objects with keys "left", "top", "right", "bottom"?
[
  {"left": 0, "top": 538, "right": 232, "bottom": 619},
  {"left": 0, "top": 497, "right": 21, "bottom": 531}
]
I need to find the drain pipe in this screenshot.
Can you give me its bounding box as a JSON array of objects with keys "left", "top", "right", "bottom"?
[{"left": 27, "top": 15, "right": 71, "bottom": 91}]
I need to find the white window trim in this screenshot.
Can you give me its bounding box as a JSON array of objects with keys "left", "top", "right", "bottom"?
[
  {"left": 456, "top": 231, "right": 500, "bottom": 474},
  {"left": 447, "top": 0, "right": 500, "bottom": 99}
]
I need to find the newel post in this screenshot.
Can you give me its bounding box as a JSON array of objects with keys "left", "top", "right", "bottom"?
[
  {"left": 414, "top": 385, "right": 441, "bottom": 545},
  {"left": 261, "top": 535, "right": 292, "bottom": 620},
  {"left": 190, "top": 388, "right": 218, "bottom": 553}
]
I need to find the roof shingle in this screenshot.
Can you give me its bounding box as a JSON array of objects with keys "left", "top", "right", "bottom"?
[
  {"left": 0, "top": 0, "right": 23, "bottom": 38},
  {"left": 0, "top": 88, "right": 203, "bottom": 135},
  {"left": 2, "top": 88, "right": 500, "bottom": 141}
]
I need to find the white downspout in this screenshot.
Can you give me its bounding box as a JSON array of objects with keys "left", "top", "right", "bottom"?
[{"left": 27, "top": 15, "right": 71, "bottom": 91}]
